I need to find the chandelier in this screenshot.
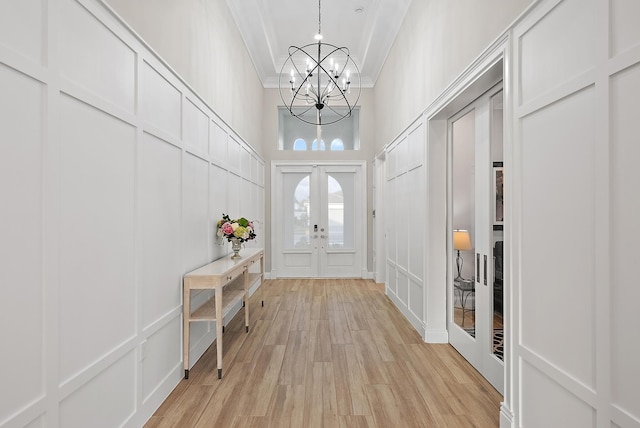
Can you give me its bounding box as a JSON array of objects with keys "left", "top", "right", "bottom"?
[{"left": 279, "top": 0, "right": 361, "bottom": 126}]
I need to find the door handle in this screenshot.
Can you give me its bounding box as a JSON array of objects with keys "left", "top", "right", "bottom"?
[
  {"left": 483, "top": 254, "right": 488, "bottom": 286},
  {"left": 476, "top": 253, "right": 480, "bottom": 282},
  {"left": 320, "top": 235, "right": 326, "bottom": 239}
]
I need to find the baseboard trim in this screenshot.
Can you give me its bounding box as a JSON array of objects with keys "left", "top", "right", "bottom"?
[
  {"left": 425, "top": 328, "right": 449, "bottom": 343},
  {"left": 500, "top": 402, "right": 514, "bottom": 428},
  {"left": 386, "top": 289, "right": 425, "bottom": 338},
  {"left": 133, "top": 364, "right": 183, "bottom": 427}
]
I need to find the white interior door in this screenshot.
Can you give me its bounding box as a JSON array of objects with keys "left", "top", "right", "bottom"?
[
  {"left": 448, "top": 85, "right": 504, "bottom": 394},
  {"left": 273, "top": 162, "right": 365, "bottom": 278}
]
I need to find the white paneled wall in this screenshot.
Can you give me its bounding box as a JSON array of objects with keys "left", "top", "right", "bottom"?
[
  {"left": 376, "top": 0, "right": 639, "bottom": 426},
  {"left": 385, "top": 122, "right": 426, "bottom": 336},
  {"left": 0, "top": 0, "right": 264, "bottom": 427},
  {"left": 512, "top": 0, "right": 640, "bottom": 426}
]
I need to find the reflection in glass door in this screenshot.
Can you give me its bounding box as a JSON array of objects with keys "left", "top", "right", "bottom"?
[{"left": 274, "top": 163, "right": 365, "bottom": 278}]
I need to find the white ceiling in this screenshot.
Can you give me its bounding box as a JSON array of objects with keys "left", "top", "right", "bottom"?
[{"left": 226, "top": 0, "right": 412, "bottom": 89}]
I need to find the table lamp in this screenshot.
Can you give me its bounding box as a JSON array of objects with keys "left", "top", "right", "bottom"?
[{"left": 453, "top": 229, "right": 472, "bottom": 280}]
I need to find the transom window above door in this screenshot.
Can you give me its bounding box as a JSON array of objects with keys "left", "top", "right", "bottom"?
[{"left": 278, "top": 106, "right": 360, "bottom": 151}]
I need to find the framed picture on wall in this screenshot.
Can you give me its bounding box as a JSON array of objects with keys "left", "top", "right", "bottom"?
[{"left": 493, "top": 162, "right": 504, "bottom": 229}]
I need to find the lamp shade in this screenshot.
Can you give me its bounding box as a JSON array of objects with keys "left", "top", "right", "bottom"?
[{"left": 453, "top": 230, "right": 472, "bottom": 251}]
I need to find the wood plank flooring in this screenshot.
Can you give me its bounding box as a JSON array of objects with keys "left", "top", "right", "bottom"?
[{"left": 145, "top": 279, "right": 502, "bottom": 428}]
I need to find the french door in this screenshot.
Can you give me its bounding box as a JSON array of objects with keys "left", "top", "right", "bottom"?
[
  {"left": 448, "top": 84, "right": 504, "bottom": 393},
  {"left": 272, "top": 162, "right": 365, "bottom": 278}
]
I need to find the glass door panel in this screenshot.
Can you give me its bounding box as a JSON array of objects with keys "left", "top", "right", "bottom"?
[
  {"left": 452, "top": 109, "right": 476, "bottom": 336},
  {"left": 289, "top": 175, "right": 311, "bottom": 249},
  {"left": 490, "top": 90, "right": 505, "bottom": 362}
]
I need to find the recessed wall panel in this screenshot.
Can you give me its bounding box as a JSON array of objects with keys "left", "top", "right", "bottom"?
[
  {"left": 250, "top": 183, "right": 259, "bottom": 222},
  {"left": 408, "top": 166, "right": 424, "bottom": 280},
  {"left": 228, "top": 137, "right": 241, "bottom": 172},
  {"left": 183, "top": 98, "right": 209, "bottom": 155},
  {"left": 396, "top": 172, "right": 408, "bottom": 269},
  {"left": 140, "top": 133, "right": 182, "bottom": 327},
  {"left": 409, "top": 279, "right": 423, "bottom": 319},
  {"left": 251, "top": 156, "right": 258, "bottom": 183},
  {"left": 143, "top": 317, "right": 181, "bottom": 402},
  {"left": 182, "top": 153, "right": 210, "bottom": 272},
  {"left": 0, "top": 64, "right": 44, "bottom": 423},
  {"left": 521, "top": 360, "right": 595, "bottom": 427},
  {"left": 409, "top": 125, "right": 425, "bottom": 168},
  {"left": 519, "top": 0, "right": 595, "bottom": 105},
  {"left": 210, "top": 164, "right": 228, "bottom": 260},
  {"left": 610, "top": 0, "right": 640, "bottom": 57},
  {"left": 397, "top": 271, "right": 408, "bottom": 305},
  {"left": 142, "top": 61, "right": 181, "bottom": 139},
  {"left": 387, "top": 264, "right": 397, "bottom": 294},
  {"left": 520, "top": 87, "right": 596, "bottom": 388},
  {"left": 240, "top": 178, "right": 251, "bottom": 218},
  {"left": 241, "top": 146, "right": 251, "bottom": 176},
  {"left": 386, "top": 177, "right": 396, "bottom": 262},
  {"left": 210, "top": 121, "right": 227, "bottom": 163},
  {"left": 258, "top": 162, "right": 265, "bottom": 186},
  {"left": 59, "top": 351, "right": 136, "bottom": 428},
  {"left": 58, "top": 94, "right": 136, "bottom": 382},
  {"left": 58, "top": 0, "right": 135, "bottom": 114},
  {"left": 610, "top": 63, "right": 640, "bottom": 421},
  {"left": 397, "top": 136, "right": 409, "bottom": 174},
  {"left": 228, "top": 173, "right": 241, "bottom": 219},
  {"left": 0, "top": 0, "right": 44, "bottom": 64},
  {"left": 386, "top": 144, "right": 397, "bottom": 177}
]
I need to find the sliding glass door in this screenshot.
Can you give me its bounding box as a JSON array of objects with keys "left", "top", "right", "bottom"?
[{"left": 448, "top": 85, "right": 504, "bottom": 394}]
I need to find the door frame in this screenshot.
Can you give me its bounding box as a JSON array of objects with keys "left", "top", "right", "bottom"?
[
  {"left": 270, "top": 160, "right": 367, "bottom": 279},
  {"left": 424, "top": 47, "right": 508, "bottom": 396}
]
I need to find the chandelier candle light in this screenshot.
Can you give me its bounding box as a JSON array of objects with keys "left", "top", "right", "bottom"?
[{"left": 279, "top": 0, "right": 361, "bottom": 135}]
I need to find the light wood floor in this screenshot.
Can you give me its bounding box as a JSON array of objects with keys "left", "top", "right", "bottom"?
[{"left": 145, "top": 279, "right": 502, "bottom": 428}]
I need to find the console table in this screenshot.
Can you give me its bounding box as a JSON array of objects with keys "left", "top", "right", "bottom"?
[{"left": 183, "top": 247, "right": 264, "bottom": 379}]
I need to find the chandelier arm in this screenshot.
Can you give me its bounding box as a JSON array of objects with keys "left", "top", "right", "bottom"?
[
  {"left": 322, "top": 103, "right": 351, "bottom": 119},
  {"left": 291, "top": 104, "right": 316, "bottom": 118},
  {"left": 314, "top": 45, "right": 353, "bottom": 101}
]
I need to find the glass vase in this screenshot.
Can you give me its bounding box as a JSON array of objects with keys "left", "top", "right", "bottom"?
[{"left": 230, "top": 237, "right": 242, "bottom": 259}]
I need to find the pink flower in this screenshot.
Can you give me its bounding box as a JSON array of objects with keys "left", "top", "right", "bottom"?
[{"left": 221, "top": 222, "right": 234, "bottom": 235}]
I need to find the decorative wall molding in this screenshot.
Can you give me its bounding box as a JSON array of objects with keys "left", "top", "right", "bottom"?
[{"left": 0, "top": 0, "right": 264, "bottom": 426}]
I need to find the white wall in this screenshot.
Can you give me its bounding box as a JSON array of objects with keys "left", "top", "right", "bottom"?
[
  {"left": 374, "top": 0, "right": 533, "bottom": 150},
  {"left": 375, "top": 0, "right": 640, "bottom": 426},
  {"left": 0, "top": 0, "right": 264, "bottom": 426},
  {"left": 511, "top": 0, "right": 640, "bottom": 426},
  {"left": 384, "top": 121, "right": 426, "bottom": 335},
  {"left": 103, "top": 0, "right": 265, "bottom": 151}
]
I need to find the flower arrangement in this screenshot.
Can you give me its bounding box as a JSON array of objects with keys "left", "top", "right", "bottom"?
[{"left": 216, "top": 213, "right": 256, "bottom": 243}]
